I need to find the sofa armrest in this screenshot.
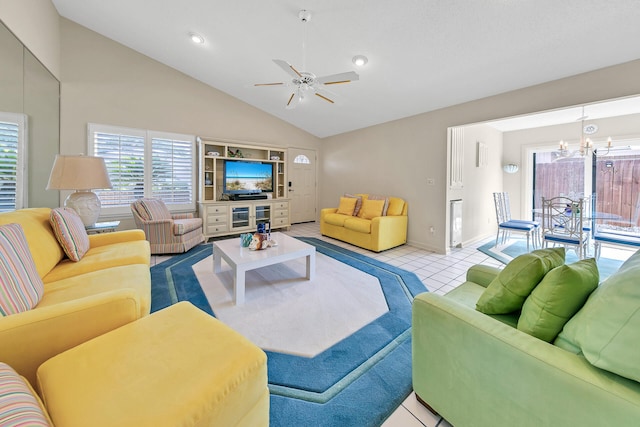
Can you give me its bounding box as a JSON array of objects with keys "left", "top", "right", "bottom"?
[
  {"left": 88, "top": 229, "right": 146, "bottom": 247},
  {"left": 412, "top": 293, "right": 640, "bottom": 427},
  {"left": 0, "top": 289, "right": 141, "bottom": 387},
  {"left": 370, "top": 215, "right": 408, "bottom": 249},
  {"left": 466, "top": 264, "right": 501, "bottom": 287},
  {"left": 320, "top": 208, "right": 338, "bottom": 218},
  {"left": 172, "top": 212, "right": 194, "bottom": 220}
]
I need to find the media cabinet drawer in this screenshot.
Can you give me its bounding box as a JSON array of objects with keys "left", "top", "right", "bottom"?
[
  {"left": 204, "top": 205, "right": 228, "bottom": 216},
  {"left": 273, "top": 209, "right": 288, "bottom": 218},
  {"left": 206, "top": 223, "right": 229, "bottom": 234},
  {"left": 273, "top": 201, "right": 289, "bottom": 210},
  {"left": 272, "top": 218, "right": 288, "bottom": 227},
  {"left": 207, "top": 214, "right": 227, "bottom": 224}
]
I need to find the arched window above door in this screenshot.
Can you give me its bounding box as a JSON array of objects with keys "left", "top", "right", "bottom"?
[{"left": 293, "top": 154, "right": 310, "bottom": 164}]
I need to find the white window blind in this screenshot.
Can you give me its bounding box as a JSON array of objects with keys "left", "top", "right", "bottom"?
[
  {"left": 150, "top": 133, "right": 194, "bottom": 205},
  {"left": 88, "top": 124, "right": 195, "bottom": 215},
  {"left": 0, "top": 113, "right": 27, "bottom": 212}
]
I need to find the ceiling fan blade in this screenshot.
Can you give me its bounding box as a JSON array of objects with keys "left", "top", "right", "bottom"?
[
  {"left": 315, "top": 92, "right": 335, "bottom": 104},
  {"left": 313, "top": 86, "right": 340, "bottom": 105},
  {"left": 273, "top": 59, "right": 302, "bottom": 78},
  {"left": 254, "top": 82, "right": 285, "bottom": 86},
  {"left": 316, "top": 71, "right": 359, "bottom": 85},
  {"left": 285, "top": 92, "right": 300, "bottom": 110}
]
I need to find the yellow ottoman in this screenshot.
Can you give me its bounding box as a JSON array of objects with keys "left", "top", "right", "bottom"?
[{"left": 36, "top": 302, "right": 269, "bottom": 427}]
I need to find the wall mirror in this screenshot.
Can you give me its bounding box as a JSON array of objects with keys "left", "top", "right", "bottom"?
[{"left": 0, "top": 19, "right": 60, "bottom": 210}]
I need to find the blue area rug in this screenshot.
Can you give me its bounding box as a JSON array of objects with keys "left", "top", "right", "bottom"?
[
  {"left": 477, "top": 239, "right": 624, "bottom": 280},
  {"left": 150, "top": 237, "right": 428, "bottom": 426}
]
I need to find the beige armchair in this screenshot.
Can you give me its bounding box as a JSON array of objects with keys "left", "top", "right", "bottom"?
[{"left": 131, "top": 198, "right": 204, "bottom": 254}]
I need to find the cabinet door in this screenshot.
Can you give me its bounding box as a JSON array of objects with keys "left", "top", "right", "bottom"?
[
  {"left": 255, "top": 204, "right": 271, "bottom": 224},
  {"left": 230, "top": 206, "right": 251, "bottom": 230}
]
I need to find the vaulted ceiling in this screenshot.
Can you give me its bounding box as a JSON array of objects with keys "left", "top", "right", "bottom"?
[{"left": 52, "top": 0, "right": 640, "bottom": 138}]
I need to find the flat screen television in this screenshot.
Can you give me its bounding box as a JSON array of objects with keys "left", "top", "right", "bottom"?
[{"left": 223, "top": 160, "right": 273, "bottom": 195}]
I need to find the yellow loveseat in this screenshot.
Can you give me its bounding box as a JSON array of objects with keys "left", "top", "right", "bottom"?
[
  {"left": 0, "top": 208, "right": 151, "bottom": 386},
  {"left": 320, "top": 194, "right": 408, "bottom": 252}
]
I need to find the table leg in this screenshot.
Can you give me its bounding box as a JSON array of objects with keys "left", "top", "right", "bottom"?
[
  {"left": 213, "top": 251, "right": 222, "bottom": 273},
  {"left": 234, "top": 268, "right": 246, "bottom": 305},
  {"left": 306, "top": 252, "right": 316, "bottom": 280}
]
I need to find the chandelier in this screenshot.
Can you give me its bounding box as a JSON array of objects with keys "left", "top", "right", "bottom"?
[{"left": 555, "top": 106, "right": 613, "bottom": 159}]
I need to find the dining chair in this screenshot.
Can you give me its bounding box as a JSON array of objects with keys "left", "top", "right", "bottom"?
[
  {"left": 493, "top": 192, "right": 539, "bottom": 251},
  {"left": 541, "top": 196, "right": 589, "bottom": 259}
]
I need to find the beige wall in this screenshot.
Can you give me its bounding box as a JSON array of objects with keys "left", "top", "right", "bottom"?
[
  {"left": 322, "top": 60, "right": 640, "bottom": 253},
  {"left": 457, "top": 124, "right": 503, "bottom": 245},
  {"left": 0, "top": 0, "right": 60, "bottom": 78},
  {"left": 60, "top": 18, "right": 321, "bottom": 227}
]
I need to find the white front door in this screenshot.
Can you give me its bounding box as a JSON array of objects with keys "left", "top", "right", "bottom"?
[{"left": 288, "top": 148, "right": 317, "bottom": 224}]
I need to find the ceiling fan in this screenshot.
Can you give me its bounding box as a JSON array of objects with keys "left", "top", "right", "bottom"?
[{"left": 254, "top": 10, "right": 359, "bottom": 109}]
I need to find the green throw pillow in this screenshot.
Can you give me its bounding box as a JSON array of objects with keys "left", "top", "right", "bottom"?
[
  {"left": 518, "top": 258, "right": 599, "bottom": 342},
  {"left": 555, "top": 249, "right": 640, "bottom": 382},
  {"left": 476, "top": 247, "right": 565, "bottom": 314}
]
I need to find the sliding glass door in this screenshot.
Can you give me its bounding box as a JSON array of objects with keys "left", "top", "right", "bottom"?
[
  {"left": 532, "top": 152, "right": 589, "bottom": 215},
  {"left": 592, "top": 144, "right": 640, "bottom": 232}
]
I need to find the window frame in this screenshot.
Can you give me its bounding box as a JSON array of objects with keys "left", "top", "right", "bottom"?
[
  {"left": 0, "top": 112, "right": 28, "bottom": 212},
  {"left": 88, "top": 123, "right": 196, "bottom": 217}
]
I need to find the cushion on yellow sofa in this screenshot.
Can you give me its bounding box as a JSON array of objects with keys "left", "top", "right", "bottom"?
[
  {"left": 0, "top": 363, "right": 51, "bottom": 426},
  {"left": 0, "top": 209, "right": 65, "bottom": 279},
  {"left": 42, "top": 240, "right": 150, "bottom": 283},
  {"left": 39, "top": 264, "right": 151, "bottom": 317},
  {"left": 337, "top": 197, "right": 358, "bottom": 215},
  {"left": 360, "top": 199, "right": 386, "bottom": 220},
  {"left": 49, "top": 208, "right": 90, "bottom": 262},
  {"left": 0, "top": 224, "right": 44, "bottom": 316},
  {"left": 324, "top": 213, "right": 351, "bottom": 227},
  {"left": 387, "top": 197, "right": 406, "bottom": 216},
  {"left": 368, "top": 195, "right": 389, "bottom": 215},
  {"left": 344, "top": 193, "right": 363, "bottom": 216},
  {"left": 344, "top": 217, "right": 372, "bottom": 234}
]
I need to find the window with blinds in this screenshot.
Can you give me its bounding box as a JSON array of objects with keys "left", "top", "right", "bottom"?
[
  {"left": 88, "top": 124, "right": 195, "bottom": 215},
  {"left": 0, "top": 113, "right": 27, "bottom": 212}
]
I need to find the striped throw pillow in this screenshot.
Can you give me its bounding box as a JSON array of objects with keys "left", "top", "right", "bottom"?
[
  {"left": 0, "top": 363, "right": 50, "bottom": 426},
  {"left": 50, "top": 207, "right": 90, "bottom": 262},
  {"left": 0, "top": 223, "right": 44, "bottom": 316}
]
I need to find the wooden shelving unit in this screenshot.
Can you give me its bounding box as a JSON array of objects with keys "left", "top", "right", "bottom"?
[{"left": 197, "top": 138, "right": 290, "bottom": 239}]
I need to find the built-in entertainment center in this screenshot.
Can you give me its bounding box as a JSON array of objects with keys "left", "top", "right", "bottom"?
[{"left": 197, "top": 137, "right": 289, "bottom": 239}]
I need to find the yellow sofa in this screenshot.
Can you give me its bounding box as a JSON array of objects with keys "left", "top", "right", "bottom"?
[
  {"left": 320, "top": 194, "right": 408, "bottom": 252},
  {"left": 0, "top": 302, "right": 268, "bottom": 427},
  {"left": 0, "top": 208, "right": 151, "bottom": 386}
]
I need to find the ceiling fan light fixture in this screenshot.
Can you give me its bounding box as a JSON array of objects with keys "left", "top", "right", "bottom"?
[
  {"left": 352, "top": 55, "right": 368, "bottom": 67},
  {"left": 189, "top": 33, "right": 205, "bottom": 44}
]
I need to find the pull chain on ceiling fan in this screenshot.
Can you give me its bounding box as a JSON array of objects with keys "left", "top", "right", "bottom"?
[{"left": 254, "top": 9, "right": 359, "bottom": 109}]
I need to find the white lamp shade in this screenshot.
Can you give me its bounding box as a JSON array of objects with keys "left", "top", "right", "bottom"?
[
  {"left": 47, "top": 155, "right": 112, "bottom": 191},
  {"left": 47, "top": 155, "right": 112, "bottom": 226}
]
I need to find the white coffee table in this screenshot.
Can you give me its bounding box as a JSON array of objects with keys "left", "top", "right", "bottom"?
[{"left": 212, "top": 232, "right": 316, "bottom": 305}]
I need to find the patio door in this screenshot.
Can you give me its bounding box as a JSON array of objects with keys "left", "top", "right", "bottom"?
[
  {"left": 592, "top": 145, "right": 640, "bottom": 231},
  {"left": 532, "top": 152, "right": 590, "bottom": 216}
]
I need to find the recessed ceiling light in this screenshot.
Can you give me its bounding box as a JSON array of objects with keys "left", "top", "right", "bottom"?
[
  {"left": 352, "top": 55, "right": 368, "bottom": 67},
  {"left": 190, "top": 33, "right": 205, "bottom": 44}
]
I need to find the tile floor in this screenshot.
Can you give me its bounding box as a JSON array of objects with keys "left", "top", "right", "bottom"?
[{"left": 154, "top": 222, "right": 604, "bottom": 426}]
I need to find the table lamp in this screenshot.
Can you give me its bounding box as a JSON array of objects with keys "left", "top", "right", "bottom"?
[{"left": 46, "top": 155, "right": 113, "bottom": 226}]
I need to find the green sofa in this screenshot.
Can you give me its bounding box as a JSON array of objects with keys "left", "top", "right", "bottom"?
[{"left": 412, "top": 250, "right": 640, "bottom": 427}]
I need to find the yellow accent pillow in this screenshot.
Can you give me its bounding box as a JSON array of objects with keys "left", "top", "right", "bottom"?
[
  {"left": 360, "top": 199, "right": 385, "bottom": 220},
  {"left": 337, "top": 197, "right": 357, "bottom": 216},
  {"left": 387, "top": 197, "right": 406, "bottom": 216}
]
